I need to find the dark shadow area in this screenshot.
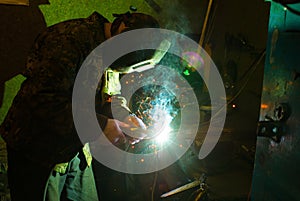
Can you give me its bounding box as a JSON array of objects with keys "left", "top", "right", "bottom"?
[{"left": 0, "top": 0, "right": 48, "bottom": 106}]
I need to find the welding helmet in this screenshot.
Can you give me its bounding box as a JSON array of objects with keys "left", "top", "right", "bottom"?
[
  {"left": 110, "top": 12, "right": 159, "bottom": 36},
  {"left": 109, "top": 12, "right": 160, "bottom": 73}
]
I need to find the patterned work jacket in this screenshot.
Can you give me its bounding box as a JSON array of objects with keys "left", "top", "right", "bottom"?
[{"left": 0, "top": 12, "right": 109, "bottom": 169}]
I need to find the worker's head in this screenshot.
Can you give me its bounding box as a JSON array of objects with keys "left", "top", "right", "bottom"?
[
  {"left": 110, "top": 12, "right": 159, "bottom": 36},
  {"left": 109, "top": 12, "right": 159, "bottom": 73}
]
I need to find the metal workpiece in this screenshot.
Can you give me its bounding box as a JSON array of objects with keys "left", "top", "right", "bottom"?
[{"left": 252, "top": 1, "right": 300, "bottom": 200}]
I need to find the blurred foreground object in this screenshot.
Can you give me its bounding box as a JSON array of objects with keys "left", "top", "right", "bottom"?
[{"left": 0, "top": 0, "right": 28, "bottom": 5}]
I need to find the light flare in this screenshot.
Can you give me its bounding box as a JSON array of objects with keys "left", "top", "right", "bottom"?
[
  {"left": 149, "top": 110, "right": 173, "bottom": 144},
  {"left": 154, "top": 124, "right": 172, "bottom": 144}
]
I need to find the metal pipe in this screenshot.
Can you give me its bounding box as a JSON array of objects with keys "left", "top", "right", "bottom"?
[{"left": 199, "top": 0, "right": 214, "bottom": 47}]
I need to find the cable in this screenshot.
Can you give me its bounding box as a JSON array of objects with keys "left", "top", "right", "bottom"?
[
  {"left": 150, "top": 145, "right": 160, "bottom": 201},
  {"left": 187, "top": 188, "right": 201, "bottom": 201},
  {"left": 234, "top": 49, "right": 266, "bottom": 85},
  {"left": 282, "top": 3, "right": 300, "bottom": 15},
  {"left": 273, "top": 0, "right": 300, "bottom": 3},
  {"left": 225, "top": 50, "right": 266, "bottom": 107},
  {"left": 151, "top": 170, "right": 158, "bottom": 201},
  {"left": 276, "top": 1, "right": 300, "bottom": 16},
  {"left": 198, "top": 49, "right": 266, "bottom": 128}
]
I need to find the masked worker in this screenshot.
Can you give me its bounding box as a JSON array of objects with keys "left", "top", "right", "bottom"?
[{"left": 0, "top": 11, "right": 159, "bottom": 201}]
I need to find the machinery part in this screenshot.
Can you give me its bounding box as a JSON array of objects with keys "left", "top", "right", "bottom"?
[
  {"left": 273, "top": 103, "right": 291, "bottom": 122},
  {"left": 257, "top": 121, "right": 287, "bottom": 143},
  {"left": 257, "top": 103, "right": 290, "bottom": 143},
  {"left": 192, "top": 182, "right": 208, "bottom": 201}
]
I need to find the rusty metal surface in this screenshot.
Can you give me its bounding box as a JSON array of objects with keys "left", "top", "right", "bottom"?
[{"left": 251, "top": 2, "right": 300, "bottom": 201}]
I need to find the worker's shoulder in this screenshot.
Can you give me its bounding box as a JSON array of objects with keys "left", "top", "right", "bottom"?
[
  {"left": 47, "top": 11, "right": 108, "bottom": 32},
  {"left": 36, "top": 12, "right": 108, "bottom": 42}
]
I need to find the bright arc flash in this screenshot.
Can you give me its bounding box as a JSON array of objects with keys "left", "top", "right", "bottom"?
[
  {"left": 150, "top": 108, "right": 173, "bottom": 145},
  {"left": 154, "top": 124, "right": 172, "bottom": 144}
]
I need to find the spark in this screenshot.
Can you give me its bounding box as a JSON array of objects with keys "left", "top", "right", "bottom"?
[{"left": 131, "top": 85, "right": 179, "bottom": 147}]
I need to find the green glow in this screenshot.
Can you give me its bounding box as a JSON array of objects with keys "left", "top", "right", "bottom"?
[
  {"left": 39, "top": 0, "right": 157, "bottom": 26},
  {"left": 0, "top": 75, "right": 26, "bottom": 125},
  {"left": 183, "top": 69, "right": 190, "bottom": 76}
]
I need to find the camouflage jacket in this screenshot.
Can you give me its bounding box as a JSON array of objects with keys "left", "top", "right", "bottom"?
[{"left": 0, "top": 12, "right": 109, "bottom": 168}]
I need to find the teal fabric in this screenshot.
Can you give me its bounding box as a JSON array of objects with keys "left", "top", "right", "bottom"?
[
  {"left": 44, "top": 152, "right": 98, "bottom": 201},
  {"left": 53, "top": 143, "right": 92, "bottom": 174}
]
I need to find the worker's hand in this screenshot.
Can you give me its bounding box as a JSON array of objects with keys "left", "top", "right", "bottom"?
[
  {"left": 122, "top": 115, "right": 147, "bottom": 143},
  {"left": 111, "top": 95, "right": 131, "bottom": 112},
  {"left": 123, "top": 115, "right": 147, "bottom": 130},
  {"left": 103, "top": 119, "right": 129, "bottom": 145},
  {"left": 111, "top": 96, "right": 128, "bottom": 108}
]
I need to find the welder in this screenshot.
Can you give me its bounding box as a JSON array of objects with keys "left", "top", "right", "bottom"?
[{"left": 0, "top": 11, "right": 159, "bottom": 201}]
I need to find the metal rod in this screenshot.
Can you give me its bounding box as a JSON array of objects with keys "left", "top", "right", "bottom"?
[
  {"left": 199, "top": 0, "right": 214, "bottom": 92},
  {"left": 199, "top": 0, "right": 214, "bottom": 47},
  {"left": 160, "top": 180, "right": 201, "bottom": 198}
]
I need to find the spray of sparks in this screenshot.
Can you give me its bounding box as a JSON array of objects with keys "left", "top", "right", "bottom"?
[{"left": 131, "top": 85, "right": 180, "bottom": 146}]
